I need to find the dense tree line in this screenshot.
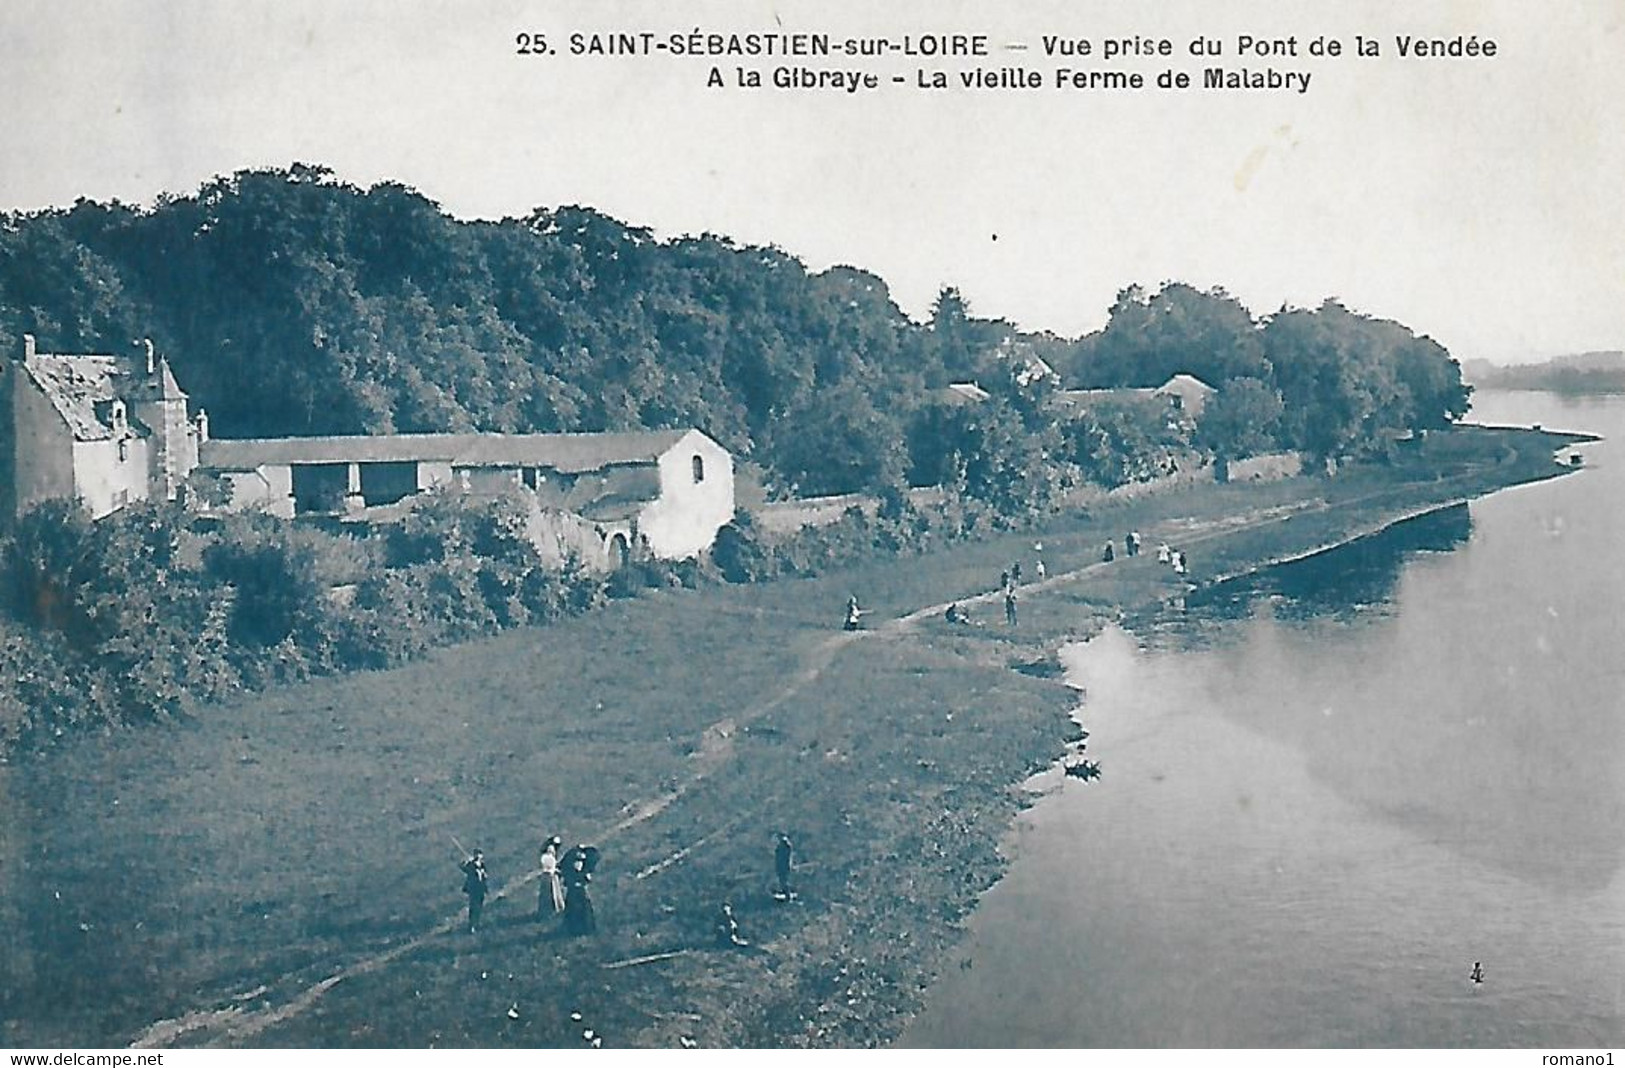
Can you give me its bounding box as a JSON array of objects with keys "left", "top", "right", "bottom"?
[
  {"left": 1063, "top": 283, "right": 1473, "bottom": 458},
  {"left": 1, "top": 166, "right": 1468, "bottom": 505},
  {"left": 0, "top": 166, "right": 1482, "bottom": 752}
]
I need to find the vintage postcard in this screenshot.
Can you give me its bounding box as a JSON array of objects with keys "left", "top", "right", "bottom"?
[{"left": 1, "top": 0, "right": 1620, "bottom": 1055}]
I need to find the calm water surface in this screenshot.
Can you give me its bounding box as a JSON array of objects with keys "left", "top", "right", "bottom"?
[{"left": 904, "top": 391, "right": 1625, "bottom": 1047}]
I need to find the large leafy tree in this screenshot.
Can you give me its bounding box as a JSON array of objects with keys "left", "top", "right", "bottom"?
[
  {"left": 1196, "top": 376, "right": 1286, "bottom": 458},
  {"left": 1072, "top": 283, "right": 1271, "bottom": 388}
]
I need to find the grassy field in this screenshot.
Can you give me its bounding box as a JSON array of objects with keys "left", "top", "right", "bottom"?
[{"left": 0, "top": 425, "right": 1592, "bottom": 1048}]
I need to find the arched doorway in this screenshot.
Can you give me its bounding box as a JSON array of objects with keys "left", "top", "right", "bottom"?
[{"left": 607, "top": 532, "right": 631, "bottom": 570}]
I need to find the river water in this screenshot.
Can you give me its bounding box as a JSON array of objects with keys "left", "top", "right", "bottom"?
[{"left": 903, "top": 391, "right": 1625, "bottom": 1048}]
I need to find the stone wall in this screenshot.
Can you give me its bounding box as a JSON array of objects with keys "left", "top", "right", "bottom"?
[{"left": 1221, "top": 451, "right": 1303, "bottom": 483}]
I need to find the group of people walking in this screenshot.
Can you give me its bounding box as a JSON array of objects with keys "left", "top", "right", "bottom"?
[
  {"left": 1103, "top": 530, "right": 1143, "bottom": 563},
  {"left": 458, "top": 837, "right": 601, "bottom": 937},
  {"left": 458, "top": 832, "right": 797, "bottom": 945},
  {"left": 1155, "top": 542, "right": 1189, "bottom": 575},
  {"left": 1097, "top": 531, "right": 1188, "bottom": 576}
]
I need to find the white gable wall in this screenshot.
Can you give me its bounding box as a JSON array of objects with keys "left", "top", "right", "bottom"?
[{"left": 639, "top": 429, "right": 735, "bottom": 559}]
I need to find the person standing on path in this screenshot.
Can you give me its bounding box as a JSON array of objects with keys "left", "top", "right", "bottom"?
[
  {"left": 774, "top": 832, "right": 796, "bottom": 900},
  {"left": 561, "top": 843, "right": 601, "bottom": 936},
  {"left": 1004, "top": 588, "right": 1019, "bottom": 626},
  {"left": 562, "top": 857, "right": 596, "bottom": 935},
  {"left": 538, "top": 836, "right": 565, "bottom": 917},
  {"left": 460, "top": 849, "right": 489, "bottom": 934}
]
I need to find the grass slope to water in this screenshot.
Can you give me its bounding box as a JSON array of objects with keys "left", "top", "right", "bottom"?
[{"left": 0, "top": 425, "right": 1591, "bottom": 1048}]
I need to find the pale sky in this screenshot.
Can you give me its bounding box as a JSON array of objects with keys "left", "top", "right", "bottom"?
[{"left": 1, "top": 0, "right": 1621, "bottom": 363}]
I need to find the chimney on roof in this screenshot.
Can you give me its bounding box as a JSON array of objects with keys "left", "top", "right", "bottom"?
[
  {"left": 21, "top": 334, "right": 36, "bottom": 361},
  {"left": 136, "top": 338, "right": 156, "bottom": 375}
]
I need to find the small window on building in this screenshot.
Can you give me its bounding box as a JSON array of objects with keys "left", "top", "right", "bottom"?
[
  {"left": 691, "top": 454, "right": 705, "bottom": 483},
  {"left": 110, "top": 400, "right": 128, "bottom": 436},
  {"left": 118, "top": 438, "right": 129, "bottom": 462}
]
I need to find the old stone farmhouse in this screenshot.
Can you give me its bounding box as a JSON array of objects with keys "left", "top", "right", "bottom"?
[
  {"left": 1051, "top": 373, "right": 1217, "bottom": 421},
  {"left": 0, "top": 335, "right": 206, "bottom": 522},
  {"left": 201, "top": 428, "right": 734, "bottom": 562},
  {"left": 1, "top": 335, "right": 735, "bottom": 564}
]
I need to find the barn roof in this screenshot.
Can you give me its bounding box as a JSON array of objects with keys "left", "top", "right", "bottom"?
[
  {"left": 942, "top": 382, "right": 991, "bottom": 405},
  {"left": 200, "top": 429, "right": 697, "bottom": 471},
  {"left": 1049, "top": 387, "right": 1157, "bottom": 413}
]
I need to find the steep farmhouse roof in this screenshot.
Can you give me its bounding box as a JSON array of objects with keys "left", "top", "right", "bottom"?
[
  {"left": 23, "top": 354, "right": 143, "bottom": 442},
  {"left": 1156, "top": 374, "right": 1216, "bottom": 397},
  {"left": 200, "top": 429, "right": 695, "bottom": 471},
  {"left": 128, "top": 357, "right": 187, "bottom": 401}
]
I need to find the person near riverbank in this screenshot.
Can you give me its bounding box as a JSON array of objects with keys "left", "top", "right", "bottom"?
[
  {"left": 538, "top": 836, "right": 564, "bottom": 917},
  {"left": 1004, "top": 588, "right": 1018, "bottom": 626},
  {"left": 1156, "top": 542, "right": 1171, "bottom": 564},
  {"left": 1011, "top": 561, "right": 1023, "bottom": 585},
  {"left": 999, "top": 569, "right": 1010, "bottom": 592},
  {"left": 1103, "top": 541, "right": 1115, "bottom": 563},
  {"left": 460, "top": 850, "right": 489, "bottom": 934},
  {"left": 945, "top": 602, "right": 975, "bottom": 626},
  {"left": 844, "top": 595, "right": 866, "bottom": 631},
  {"left": 1172, "top": 550, "right": 1188, "bottom": 576},
  {"left": 562, "top": 854, "right": 597, "bottom": 936},
  {"left": 774, "top": 832, "right": 796, "bottom": 900},
  {"left": 1033, "top": 542, "right": 1046, "bottom": 580},
  {"left": 1128, "top": 531, "right": 1142, "bottom": 557}
]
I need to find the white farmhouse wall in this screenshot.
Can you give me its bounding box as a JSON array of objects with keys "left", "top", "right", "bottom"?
[
  {"left": 417, "top": 461, "right": 453, "bottom": 490},
  {"left": 218, "top": 465, "right": 295, "bottom": 517},
  {"left": 71, "top": 438, "right": 151, "bottom": 519},
  {"left": 638, "top": 430, "right": 735, "bottom": 559}
]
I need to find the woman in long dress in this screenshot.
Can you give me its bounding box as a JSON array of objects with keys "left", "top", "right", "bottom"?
[
  {"left": 562, "top": 858, "right": 596, "bottom": 935},
  {"left": 537, "top": 836, "right": 564, "bottom": 917}
]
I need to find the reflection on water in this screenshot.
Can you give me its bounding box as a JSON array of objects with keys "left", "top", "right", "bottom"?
[
  {"left": 904, "top": 393, "right": 1625, "bottom": 1048},
  {"left": 1183, "top": 504, "right": 1473, "bottom": 627},
  {"left": 1123, "top": 505, "right": 1473, "bottom": 652}
]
